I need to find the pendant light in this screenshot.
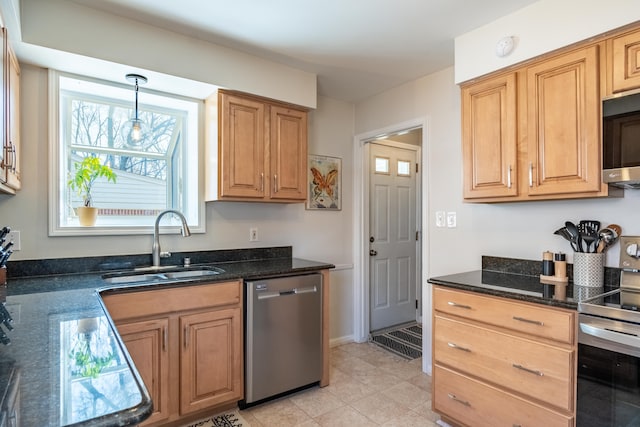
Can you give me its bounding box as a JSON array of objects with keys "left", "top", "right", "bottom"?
[{"left": 122, "top": 73, "right": 148, "bottom": 147}]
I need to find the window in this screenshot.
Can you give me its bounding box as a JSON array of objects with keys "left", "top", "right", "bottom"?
[
  {"left": 397, "top": 160, "right": 411, "bottom": 177},
  {"left": 375, "top": 156, "right": 390, "bottom": 174},
  {"left": 49, "top": 72, "right": 203, "bottom": 235}
]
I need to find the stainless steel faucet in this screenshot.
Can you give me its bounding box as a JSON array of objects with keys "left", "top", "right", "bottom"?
[{"left": 152, "top": 210, "right": 191, "bottom": 267}]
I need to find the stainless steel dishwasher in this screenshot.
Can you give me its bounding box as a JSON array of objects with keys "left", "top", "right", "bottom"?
[{"left": 242, "top": 273, "right": 323, "bottom": 407}]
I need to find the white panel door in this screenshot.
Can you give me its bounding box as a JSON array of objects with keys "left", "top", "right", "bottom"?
[{"left": 369, "top": 143, "right": 418, "bottom": 331}]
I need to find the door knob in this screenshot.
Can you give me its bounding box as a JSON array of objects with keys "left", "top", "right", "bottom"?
[{"left": 369, "top": 249, "right": 378, "bottom": 256}]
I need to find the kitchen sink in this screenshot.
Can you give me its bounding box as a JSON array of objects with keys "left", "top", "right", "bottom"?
[{"left": 102, "top": 266, "right": 225, "bottom": 284}]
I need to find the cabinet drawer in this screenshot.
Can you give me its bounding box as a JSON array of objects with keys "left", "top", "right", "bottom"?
[
  {"left": 103, "top": 280, "right": 242, "bottom": 321},
  {"left": 433, "top": 286, "right": 575, "bottom": 344},
  {"left": 434, "top": 315, "right": 574, "bottom": 411},
  {"left": 434, "top": 365, "right": 573, "bottom": 427}
]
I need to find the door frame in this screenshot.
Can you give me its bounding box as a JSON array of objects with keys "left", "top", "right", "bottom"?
[{"left": 352, "top": 117, "right": 431, "bottom": 373}]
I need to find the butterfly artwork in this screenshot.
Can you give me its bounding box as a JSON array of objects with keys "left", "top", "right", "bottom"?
[{"left": 307, "top": 155, "right": 341, "bottom": 210}]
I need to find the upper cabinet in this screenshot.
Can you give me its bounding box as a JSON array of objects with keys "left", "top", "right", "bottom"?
[
  {"left": 462, "top": 41, "right": 618, "bottom": 202},
  {"left": 526, "top": 45, "right": 601, "bottom": 197},
  {"left": 462, "top": 73, "right": 517, "bottom": 199},
  {"left": 4, "top": 44, "right": 20, "bottom": 191},
  {"left": 206, "top": 90, "right": 307, "bottom": 203},
  {"left": 610, "top": 28, "right": 640, "bottom": 94},
  {"left": 0, "top": 28, "right": 20, "bottom": 195}
]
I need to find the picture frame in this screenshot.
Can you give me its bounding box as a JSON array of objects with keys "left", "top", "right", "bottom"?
[{"left": 307, "top": 154, "right": 341, "bottom": 210}]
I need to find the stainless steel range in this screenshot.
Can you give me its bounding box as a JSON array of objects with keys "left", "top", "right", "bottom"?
[{"left": 577, "top": 236, "right": 640, "bottom": 427}]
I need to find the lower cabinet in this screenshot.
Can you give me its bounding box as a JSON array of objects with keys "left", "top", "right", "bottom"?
[
  {"left": 432, "top": 285, "right": 576, "bottom": 426},
  {"left": 117, "top": 318, "right": 171, "bottom": 425},
  {"left": 102, "top": 280, "right": 243, "bottom": 426}
]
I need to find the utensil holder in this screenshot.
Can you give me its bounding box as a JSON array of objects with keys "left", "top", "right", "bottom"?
[{"left": 573, "top": 252, "right": 605, "bottom": 289}]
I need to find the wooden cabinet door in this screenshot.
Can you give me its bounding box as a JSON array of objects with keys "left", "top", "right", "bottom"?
[
  {"left": 527, "top": 45, "right": 601, "bottom": 196},
  {"left": 116, "top": 318, "right": 170, "bottom": 426},
  {"left": 218, "top": 92, "right": 267, "bottom": 199},
  {"left": 269, "top": 105, "right": 307, "bottom": 201},
  {"left": 0, "top": 28, "right": 7, "bottom": 189},
  {"left": 612, "top": 29, "right": 640, "bottom": 93},
  {"left": 179, "top": 307, "right": 243, "bottom": 415},
  {"left": 462, "top": 73, "right": 517, "bottom": 199},
  {"left": 5, "top": 46, "right": 19, "bottom": 191}
]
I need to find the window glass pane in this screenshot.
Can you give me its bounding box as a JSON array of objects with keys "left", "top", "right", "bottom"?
[
  {"left": 54, "top": 73, "right": 201, "bottom": 233},
  {"left": 375, "top": 157, "right": 389, "bottom": 174},
  {"left": 397, "top": 160, "right": 411, "bottom": 177}
]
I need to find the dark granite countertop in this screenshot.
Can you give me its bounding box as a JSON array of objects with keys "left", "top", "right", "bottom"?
[
  {"left": 428, "top": 256, "right": 621, "bottom": 311},
  {"left": 428, "top": 270, "right": 578, "bottom": 310},
  {"left": 0, "top": 247, "right": 333, "bottom": 426}
]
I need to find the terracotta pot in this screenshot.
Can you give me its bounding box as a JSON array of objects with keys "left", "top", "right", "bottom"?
[{"left": 77, "top": 206, "right": 98, "bottom": 226}]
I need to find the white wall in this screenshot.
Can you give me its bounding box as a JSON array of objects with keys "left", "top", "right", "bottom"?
[
  {"left": 15, "top": 0, "right": 317, "bottom": 108},
  {"left": 455, "top": 0, "right": 640, "bottom": 83}
]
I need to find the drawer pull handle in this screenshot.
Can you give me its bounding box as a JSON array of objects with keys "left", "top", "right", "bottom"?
[
  {"left": 447, "top": 393, "right": 471, "bottom": 407},
  {"left": 513, "top": 316, "right": 544, "bottom": 326},
  {"left": 162, "top": 326, "right": 167, "bottom": 352},
  {"left": 512, "top": 363, "right": 544, "bottom": 376},
  {"left": 447, "top": 342, "right": 471, "bottom": 352},
  {"left": 447, "top": 301, "right": 472, "bottom": 310}
]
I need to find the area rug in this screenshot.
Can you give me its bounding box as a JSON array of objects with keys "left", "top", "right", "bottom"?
[
  {"left": 371, "top": 323, "right": 422, "bottom": 360},
  {"left": 185, "top": 411, "right": 247, "bottom": 427}
]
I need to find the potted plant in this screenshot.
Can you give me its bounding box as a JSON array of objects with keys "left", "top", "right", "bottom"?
[{"left": 68, "top": 156, "right": 117, "bottom": 226}]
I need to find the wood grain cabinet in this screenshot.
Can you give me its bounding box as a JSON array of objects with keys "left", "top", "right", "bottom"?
[
  {"left": 207, "top": 90, "right": 307, "bottom": 203},
  {"left": 610, "top": 27, "right": 640, "bottom": 93},
  {"left": 0, "top": 30, "right": 20, "bottom": 195},
  {"left": 462, "top": 43, "right": 613, "bottom": 202},
  {"left": 5, "top": 45, "right": 20, "bottom": 191},
  {"left": 432, "top": 286, "right": 577, "bottom": 427},
  {"left": 102, "top": 281, "right": 243, "bottom": 426},
  {"left": 462, "top": 72, "right": 517, "bottom": 199}
]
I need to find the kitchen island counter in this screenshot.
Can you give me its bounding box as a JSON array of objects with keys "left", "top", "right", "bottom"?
[{"left": 0, "top": 247, "right": 333, "bottom": 426}]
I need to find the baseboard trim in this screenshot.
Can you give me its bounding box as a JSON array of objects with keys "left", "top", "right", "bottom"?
[{"left": 330, "top": 335, "right": 354, "bottom": 347}]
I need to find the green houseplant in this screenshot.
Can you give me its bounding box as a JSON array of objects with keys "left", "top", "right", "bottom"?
[{"left": 68, "top": 156, "right": 117, "bottom": 226}]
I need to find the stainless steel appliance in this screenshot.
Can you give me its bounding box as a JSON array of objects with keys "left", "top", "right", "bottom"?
[
  {"left": 242, "top": 273, "right": 323, "bottom": 407},
  {"left": 602, "top": 91, "right": 640, "bottom": 189},
  {"left": 577, "top": 236, "right": 640, "bottom": 426}
]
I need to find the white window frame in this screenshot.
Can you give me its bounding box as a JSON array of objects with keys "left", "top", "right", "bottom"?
[{"left": 48, "top": 70, "right": 206, "bottom": 236}]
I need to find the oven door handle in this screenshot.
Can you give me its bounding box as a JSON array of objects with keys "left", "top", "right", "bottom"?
[{"left": 580, "top": 322, "right": 640, "bottom": 348}]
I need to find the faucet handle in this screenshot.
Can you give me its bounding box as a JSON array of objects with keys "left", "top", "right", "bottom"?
[{"left": 160, "top": 251, "right": 171, "bottom": 259}]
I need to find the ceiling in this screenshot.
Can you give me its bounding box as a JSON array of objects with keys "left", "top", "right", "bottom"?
[{"left": 66, "top": 0, "right": 540, "bottom": 102}]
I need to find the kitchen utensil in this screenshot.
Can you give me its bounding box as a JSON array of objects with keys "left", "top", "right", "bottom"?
[
  {"left": 578, "top": 220, "right": 601, "bottom": 253},
  {"left": 554, "top": 227, "right": 579, "bottom": 252},
  {"left": 597, "top": 228, "right": 617, "bottom": 253},
  {"left": 609, "top": 224, "right": 622, "bottom": 237},
  {"left": 565, "top": 221, "right": 581, "bottom": 252}
]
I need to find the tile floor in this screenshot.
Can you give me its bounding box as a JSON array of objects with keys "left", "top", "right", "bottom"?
[{"left": 237, "top": 341, "right": 441, "bottom": 426}]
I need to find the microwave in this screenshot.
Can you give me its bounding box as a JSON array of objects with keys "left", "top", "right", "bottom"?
[{"left": 603, "top": 91, "right": 640, "bottom": 189}]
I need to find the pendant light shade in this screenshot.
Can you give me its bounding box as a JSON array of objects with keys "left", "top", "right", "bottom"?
[{"left": 122, "top": 73, "right": 149, "bottom": 147}]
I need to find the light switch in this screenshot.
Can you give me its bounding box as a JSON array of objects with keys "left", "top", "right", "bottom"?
[
  {"left": 435, "top": 211, "right": 446, "bottom": 227},
  {"left": 446, "top": 212, "right": 457, "bottom": 228}
]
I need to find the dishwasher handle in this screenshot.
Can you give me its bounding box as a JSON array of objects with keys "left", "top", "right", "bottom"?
[{"left": 257, "top": 285, "right": 318, "bottom": 300}]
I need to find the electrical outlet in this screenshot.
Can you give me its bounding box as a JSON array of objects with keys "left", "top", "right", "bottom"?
[
  {"left": 446, "top": 212, "right": 457, "bottom": 228},
  {"left": 5, "top": 230, "right": 20, "bottom": 251},
  {"left": 435, "top": 211, "right": 446, "bottom": 227},
  {"left": 249, "top": 227, "right": 258, "bottom": 242}
]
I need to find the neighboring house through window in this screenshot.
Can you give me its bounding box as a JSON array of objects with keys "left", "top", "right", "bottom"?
[{"left": 49, "top": 72, "right": 203, "bottom": 235}]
